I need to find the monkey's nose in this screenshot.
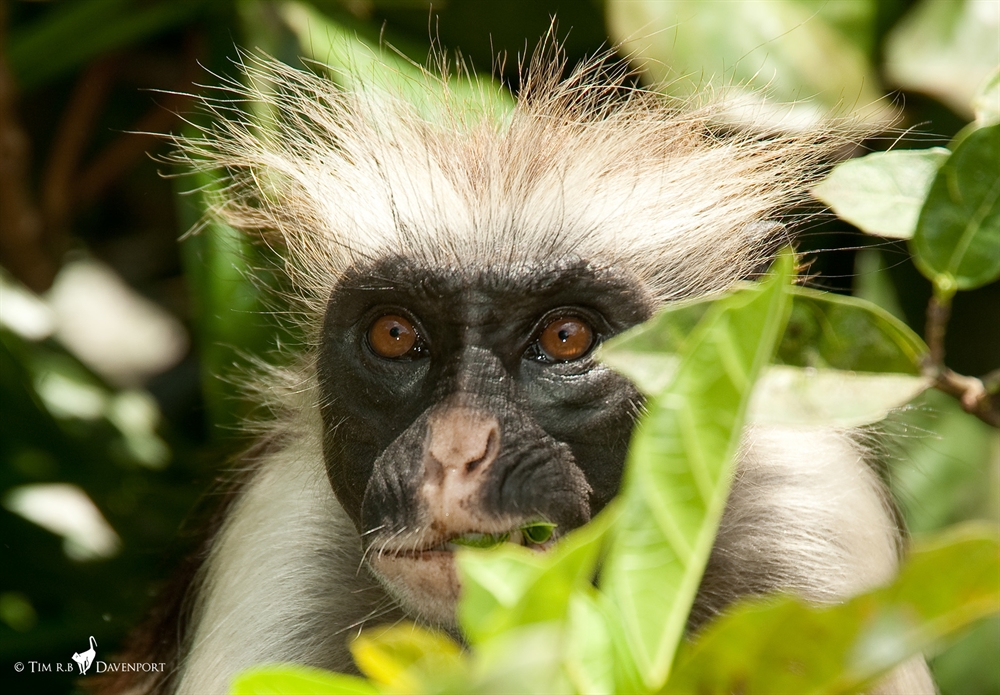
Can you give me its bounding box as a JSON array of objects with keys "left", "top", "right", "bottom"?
[
  {"left": 426, "top": 406, "right": 500, "bottom": 477},
  {"left": 421, "top": 407, "right": 501, "bottom": 528}
]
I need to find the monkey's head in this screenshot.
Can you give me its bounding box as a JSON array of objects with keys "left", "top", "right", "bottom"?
[
  {"left": 316, "top": 255, "right": 652, "bottom": 622},
  {"left": 183, "top": 54, "right": 845, "bottom": 627}
]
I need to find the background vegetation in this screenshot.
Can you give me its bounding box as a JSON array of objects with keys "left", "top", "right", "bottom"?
[{"left": 0, "top": 1, "right": 997, "bottom": 693}]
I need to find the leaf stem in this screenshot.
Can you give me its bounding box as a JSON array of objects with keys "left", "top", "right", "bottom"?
[
  {"left": 923, "top": 291, "right": 999, "bottom": 427},
  {"left": 925, "top": 291, "right": 952, "bottom": 367}
]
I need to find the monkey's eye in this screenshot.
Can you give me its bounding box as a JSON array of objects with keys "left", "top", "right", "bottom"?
[
  {"left": 537, "top": 317, "right": 595, "bottom": 362},
  {"left": 368, "top": 314, "right": 422, "bottom": 359}
]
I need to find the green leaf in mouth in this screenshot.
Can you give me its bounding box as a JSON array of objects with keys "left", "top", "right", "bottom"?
[
  {"left": 521, "top": 522, "right": 557, "bottom": 545},
  {"left": 449, "top": 522, "right": 558, "bottom": 550},
  {"left": 450, "top": 532, "right": 510, "bottom": 549}
]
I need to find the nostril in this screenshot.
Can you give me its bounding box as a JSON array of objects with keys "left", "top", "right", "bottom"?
[
  {"left": 465, "top": 426, "right": 499, "bottom": 475},
  {"left": 426, "top": 407, "right": 501, "bottom": 478}
]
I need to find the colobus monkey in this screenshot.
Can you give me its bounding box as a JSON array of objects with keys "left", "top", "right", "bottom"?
[{"left": 101, "top": 49, "right": 935, "bottom": 695}]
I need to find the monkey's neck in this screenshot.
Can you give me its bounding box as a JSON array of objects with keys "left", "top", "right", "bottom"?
[{"left": 176, "top": 421, "right": 400, "bottom": 695}]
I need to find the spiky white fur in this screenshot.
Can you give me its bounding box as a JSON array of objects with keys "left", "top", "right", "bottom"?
[
  {"left": 175, "top": 50, "right": 855, "bottom": 331},
  {"left": 156, "top": 50, "right": 935, "bottom": 695}
]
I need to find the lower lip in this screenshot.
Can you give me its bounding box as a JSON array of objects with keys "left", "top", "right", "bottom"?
[{"left": 371, "top": 550, "right": 462, "bottom": 623}]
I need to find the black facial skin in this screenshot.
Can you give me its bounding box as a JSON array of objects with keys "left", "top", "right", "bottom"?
[{"left": 316, "top": 255, "right": 653, "bottom": 546}]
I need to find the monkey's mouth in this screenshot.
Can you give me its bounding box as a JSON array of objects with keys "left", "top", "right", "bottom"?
[
  {"left": 382, "top": 521, "right": 558, "bottom": 558},
  {"left": 368, "top": 521, "right": 557, "bottom": 626}
]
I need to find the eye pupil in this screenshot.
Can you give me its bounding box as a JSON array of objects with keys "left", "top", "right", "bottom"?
[
  {"left": 538, "top": 317, "right": 594, "bottom": 362},
  {"left": 369, "top": 315, "right": 418, "bottom": 358}
]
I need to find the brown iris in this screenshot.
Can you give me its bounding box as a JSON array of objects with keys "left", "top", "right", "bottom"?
[
  {"left": 538, "top": 317, "right": 594, "bottom": 362},
  {"left": 368, "top": 315, "right": 418, "bottom": 358}
]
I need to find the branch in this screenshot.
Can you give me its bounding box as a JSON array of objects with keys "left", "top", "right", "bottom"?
[{"left": 933, "top": 368, "right": 999, "bottom": 427}]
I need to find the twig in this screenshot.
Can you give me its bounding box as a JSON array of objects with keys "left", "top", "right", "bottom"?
[
  {"left": 75, "top": 89, "right": 188, "bottom": 204},
  {"left": 41, "top": 56, "right": 119, "bottom": 249},
  {"left": 76, "top": 33, "right": 203, "bottom": 206},
  {"left": 0, "top": 0, "right": 57, "bottom": 291}
]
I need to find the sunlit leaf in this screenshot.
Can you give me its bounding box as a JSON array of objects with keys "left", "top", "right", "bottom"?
[
  {"left": 596, "top": 300, "right": 706, "bottom": 394},
  {"left": 749, "top": 367, "right": 930, "bottom": 427},
  {"left": 606, "top": 0, "right": 884, "bottom": 125},
  {"left": 602, "top": 283, "right": 929, "bottom": 426},
  {"left": 563, "top": 592, "right": 615, "bottom": 695},
  {"left": 664, "top": 524, "right": 1000, "bottom": 694},
  {"left": 468, "top": 622, "right": 572, "bottom": 694},
  {"left": 592, "top": 591, "right": 648, "bottom": 694},
  {"left": 884, "top": 0, "right": 1000, "bottom": 118},
  {"left": 911, "top": 124, "right": 1000, "bottom": 291},
  {"left": 278, "top": 1, "right": 513, "bottom": 117},
  {"left": 350, "top": 623, "right": 465, "bottom": 692},
  {"left": 600, "top": 251, "right": 794, "bottom": 689},
  {"left": 456, "top": 502, "right": 617, "bottom": 645},
  {"left": 603, "top": 283, "right": 925, "bottom": 388},
  {"left": 812, "top": 149, "right": 951, "bottom": 239},
  {"left": 229, "top": 664, "right": 380, "bottom": 695},
  {"left": 973, "top": 68, "right": 1000, "bottom": 127}
]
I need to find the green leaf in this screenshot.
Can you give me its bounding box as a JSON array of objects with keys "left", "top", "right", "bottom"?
[
  {"left": 931, "top": 616, "right": 1000, "bottom": 695},
  {"left": 779, "top": 286, "right": 927, "bottom": 373},
  {"left": 750, "top": 284, "right": 936, "bottom": 424},
  {"left": 884, "top": 0, "right": 1000, "bottom": 118},
  {"left": 522, "top": 522, "right": 557, "bottom": 545},
  {"left": 456, "top": 502, "right": 617, "bottom": 645},
  {"left": 749, "top": 367, "right": 930, "bottom": 428},
  {"left": 606, "top": 0, "right": 884, "bottom": 125},
  {"left": 229, "top": 664, "right": 380, "bottom": 695},
  {"left": 853, "top": 248, "right": 906, "bottom": 321},
  {"left": 176, "top": 168, "right": 280, "bottom": 433},
  {"left": 350, "top": 623, "right": 465, "bottom": 692},
  {"left": 597, "top": 299, "right": 707, "bottom": 395},
  {"left": 812, "top": 149, "right": 951, "bottom": 239},
  {"left": 563, "top": 592, "right": 615, "bottom": 695},
  {"left": 893, "top": 389, "right": 1000, "bottom": 535},
  {"left": 467, "top": 622, "right": 572, "bottom": 694},
  {"left": 450, "top": 531, "right": 510, "bottom": 549},
  {"left": 278, "top": 1, "right": 513, "bottom": 117},
  {"left": 594, "top": 591, "right": 649, "bottom": 695},
  {"left": 911, "top": 124, "right": 1000, "bottom": 291},
  {"left": 7, "top": 0, "right": 208, "bottom": 90},
  {"left": 663, "top": 524, "right": 1000, "bottom": 695},
  {"left": 604, "top": 284, "right": 926, "bottom": 387},
  {"left": 600, "top": 251, "right": 795, "bottom": 689},
  {"left": 603, "top": 284, "right": 929, "bottom": 426}
]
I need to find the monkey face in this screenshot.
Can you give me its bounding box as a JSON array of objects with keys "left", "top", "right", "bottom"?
[{"left": 316, "top": 254, "right": 652, "bottom": 624}]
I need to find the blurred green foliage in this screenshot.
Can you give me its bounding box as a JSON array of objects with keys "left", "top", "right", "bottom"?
[{"left": 1, "top": 1, "right": 997, "bottom": 694}]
